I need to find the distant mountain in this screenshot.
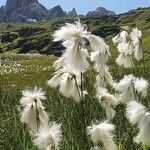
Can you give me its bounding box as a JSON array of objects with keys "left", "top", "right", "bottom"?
[
  {"left": 86, "top": 7, "right": 116, "bottom": 17},
  {"left": 0, "top": 0, "right": 116, "bottom": 22},
  {"left": 68, "top": 8, "right": 77, "bottom": 17},
  {"left": 0, "top": 0, "right": 80, "bottom": 22},
  {"left": 48, "top": 5, "right": 66, "bottom": 18}
]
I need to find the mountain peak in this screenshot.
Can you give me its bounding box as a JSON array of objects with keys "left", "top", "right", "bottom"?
[
  {"left": 48, "top": 5, "right": 66, "bottom": 18},
  {"left": 5, "top": 0, "right": 38, "bottom": 14},
  {"left": 68, "top": 8, "right": 77, "bottom": 17},
  {"left": 86, "top": 7, "right": 116, "bottom": 17}
]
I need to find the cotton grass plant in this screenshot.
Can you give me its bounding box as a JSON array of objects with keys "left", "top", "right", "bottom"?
[{"left": 18, "top": 20, "right": 150, "bottom": 150}]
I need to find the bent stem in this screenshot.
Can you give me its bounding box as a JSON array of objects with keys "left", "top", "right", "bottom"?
[{"left": 34, "top": 99, "right": 40, "bottom": 131}]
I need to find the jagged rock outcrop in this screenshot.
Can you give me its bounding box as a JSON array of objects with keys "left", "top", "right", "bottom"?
[
  {"left": 86, "top": 7, "right": 116, "bottom": 18},
  {"left": 0, "top": 0, "right": 117, "bottom": 23},
  {"left": 5, "top": 0, "right": 38, "bottom": 14},
  {"left": 68, "top": 8, "right": 77, "bottom": 17},
  {"left": 48, "top": 5, "right": 66, "bottom": 18}
]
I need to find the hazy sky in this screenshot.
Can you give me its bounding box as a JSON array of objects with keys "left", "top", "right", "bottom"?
[{"left": 0, "top": 0, "right": 149, "bottom": 14}]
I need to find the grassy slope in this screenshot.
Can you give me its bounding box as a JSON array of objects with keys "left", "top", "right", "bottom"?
[
  {"left": 0, "top": 7, "right": 150, "bottom": 150},
  {"left": 0, "top": 7, "right": 150, "bottom": 55}
]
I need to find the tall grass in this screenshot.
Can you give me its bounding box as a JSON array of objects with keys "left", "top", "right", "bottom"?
[{"left": 0, "top": 30, "right": 150, "bottom": 150}]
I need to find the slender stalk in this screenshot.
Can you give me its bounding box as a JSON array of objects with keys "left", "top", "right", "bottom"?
[
  {"left": 74, "top": 73, "right": 87, "bottom": 140},
  {"left": 35, "top": 99, "right": 40, "bottom": 131},
  {"left": 140, "top": 39, "right": 146, "bottom": 74},
  {"left": 132, "top": 81, "right": 139, "bottom": 102}
]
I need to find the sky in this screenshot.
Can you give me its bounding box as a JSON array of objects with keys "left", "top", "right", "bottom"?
[{"left": 0, "top": 0, "right": 149, "bottom": 14}]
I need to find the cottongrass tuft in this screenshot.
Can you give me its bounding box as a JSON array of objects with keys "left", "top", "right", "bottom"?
[
  {"left": 134, "top": 78, "right": 148, "bottom": 97},
  {"left": 97, "top": 87, "right": 118, "bottom": 120},
  {"left": 126, "top": 101, "right": 150, "bottom": 146},
  {"left": 34, "top": 122, "right": 62, "bottom": 150},
  {"left": 20, "top": 87, "right": 48, "bottom": 133},
  {"left": 126, "top": 101, "right": 147, "bottom": 125},
  {"left": 87, "top": 121, "right": 116, "bottom": 150}
]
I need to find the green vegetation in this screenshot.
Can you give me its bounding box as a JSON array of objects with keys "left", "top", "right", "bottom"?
[
  {"left": 0, "top": 7, "right": 150, "bottom": 55},
  {"left": 0, "top": 7, "right": 150, "bottom": 150}
]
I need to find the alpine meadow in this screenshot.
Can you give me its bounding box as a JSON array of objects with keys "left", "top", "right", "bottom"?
[{"left": 0, "top": 6, "right": 150, "bottom": 150}]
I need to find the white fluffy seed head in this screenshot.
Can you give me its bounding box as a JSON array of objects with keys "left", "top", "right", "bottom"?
[
  {"left": 63, "top": 42, "right": 90, "bottom": 73},
  {"left": 88, "top": 34, "right": 110, "bottom": 53},
  {"left": 113, "top": 75, "right": 135, "bottom": 92},
  {"left": 134, "top": 112, "right": 150, "bottom": 146},
  {"left": 119, "top": 30, "right": 129, "bottom": 43},
  {"left": 126, "top": 101, "right": 147, "bottom": 125},
  {"left": 95, "top": 67, "right": 114, "bottom": 88},
  {"left": 112, "top": 34, "right": 122, "bottom": 45},
  {"left": 53, "top": 20, "right": 89, "bottom": 43},
  {"left": 20, "top": 87, "right": 46, "bottom": 107},
  {"left": 130, "top": 28, "right": 142, "bottom": 41},
  {"left": 87, "top": 121, "right": 116, "bottom": 150},
  {"left": 90, "top": 51, "right": 110, "bottom": 72},
  {"left": 115, "top": 53, "right": 125, "bottom": 66},
  {"left": 34, "top": 122, "right": 62, "bottom": 150},
  {"left": 97, "top": 87, "right": 118, "bottom": 107},
  {"left": 134, "top": 78, "right": 148, "bottom": 97},
  {"left": 20, "top": 103, "right": 49, "bottom": 133},
  {"left": 47, "top": 71, "right": 63, "bottom": 88},
  {"left": 59, "top": 73, "right": 75, "bottom": 98},
  {"left": 101, "top": 103, "right": 116, "bottom": 121},
  {"left": 118, "top": 87, "right": 134, "bottom": 104}
]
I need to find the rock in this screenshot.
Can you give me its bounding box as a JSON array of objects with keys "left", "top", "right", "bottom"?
[
  {"left": 48, "top": 5, "right": 66, "bottom": 18},
  {"left": 68, "top": 8, "right": 77, "bottom": 17},
  {"left": 9, "top": 2, "right": 48, "bottom": 22},
  {"left": 5, "top": 0, "right": 38, "bottom": 14},
  {"left": 86, "top": 7, "right": 116, "bottom": 17}
]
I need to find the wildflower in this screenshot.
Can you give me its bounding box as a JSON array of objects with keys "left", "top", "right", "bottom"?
[
  {"left": 34, "top": 122, "right": 62, "bottom": 150},
  {"left": 126, "top": 101, "right": 147, "bottom": 125},
  {"left": 20, "top": 87, "right": 48, "bottom": 133},
  {"left": 87, "top": 121, "right": 116, "bottom": 150},
  {"left": 97, "top": 87, "right": 118, "bottom": 120},
  {"left": 130, "top": 27, "right": 143, "bottom": 61},
  {"left": 126, "top": 101, "right": 150, "bottom": 146},
  {"left": 134, "top": 112, "right": 150, "bottom": 146},
  {"left": 134, "top": 78, "right": 148, "bottom": 97}
]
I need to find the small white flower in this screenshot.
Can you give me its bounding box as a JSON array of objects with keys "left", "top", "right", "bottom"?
[
  {"left": 134, "top": 112, "right": 150, "bottom": 146},
  {"left": 53, "top": 20, "right": 89, "bottom": 43},
  {"left": 126, "top": 101, "right": 147, "bottom": 125},
  {"left": 87, "top": 121, "right": 116, "bottom": 150},
  {"left": 34, "top": 122, "right": 62, "bottom": 150},
  {"left": 119, "top": 30, "right": 129, "bottom": 43},
  {"left": 95, "top": 67, "right": 114, "bottom": 87},
  {"left": 64, "top": 44, "right": 89, "bottom": 72},
  {"left": 20, "top": 87, "right": 48, "bottom": 133},
  {"left": 113, "top": 75, "right": 135, "bottom": 93},
  {"left": 134, "top": 78, "right": 148, "bottom": 97},
  {"left": 88, "top": 34, "right": 110, "bottom": 53},
  {"left": 20, "top": 87, "right": 46, "bottom": 107},
  {"left": 130, "top": 28, "right": 143, "bottom": 61},
  {"left": 97, "top": 87, "right": 118, "bottom": 120},
  {"left": 97, "top": 87, "right": 118, "bottom": 107},
  {"left": 47, "top": 70, "right": 63, "bottom": 88},
  {"left": 112, "top": 34, "right": 122, "bottom": 45},
  {"left": 90, "top": 51, "right": 110, "bottom": 73},
  {"left": 21, "top": 103, "right": 49, "bottom": 133}
]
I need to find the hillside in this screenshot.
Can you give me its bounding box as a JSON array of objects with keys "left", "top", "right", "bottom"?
[
  {"left": 0, "top": 7, "right": 150, "bottom": 150},
  {"left": 0, "top": 7, "right": 149, "bottom": 56}
]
